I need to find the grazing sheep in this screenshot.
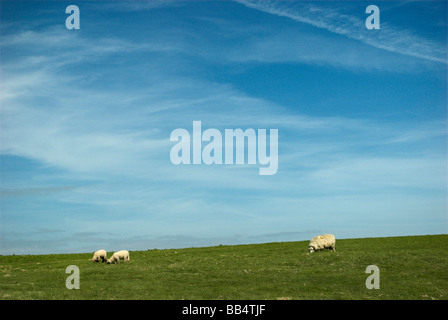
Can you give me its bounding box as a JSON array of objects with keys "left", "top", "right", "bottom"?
[
  {"left": 308, "top": 234, "right": 336, "bottom": 253},
  {"left": 107, "top": 250, "right": 130, "bottom": 264},
  {"left": 90, "top": 249, "right": 107, "bottom": 263}
]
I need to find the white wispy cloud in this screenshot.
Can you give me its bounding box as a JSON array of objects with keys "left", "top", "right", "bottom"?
[
  {"left": 2, "top": 23, "right": 445, "bottom": 182},
  {"left": 235, "top": 0, "right": 447, "bottom": 64}
]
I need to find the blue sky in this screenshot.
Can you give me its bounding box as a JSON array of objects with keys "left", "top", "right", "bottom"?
[{"left": 0, "top": 0, "right": 446, "bottom": 255}]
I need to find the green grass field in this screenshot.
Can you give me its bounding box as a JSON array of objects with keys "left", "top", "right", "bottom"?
[{"left": 0, "top": 235, "right": 447, "bottom": 300}]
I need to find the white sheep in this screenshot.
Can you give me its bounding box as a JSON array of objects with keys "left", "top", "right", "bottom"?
[
  {"left": 308, "top": 234, "right": 336, "bottom": 253},
  {"left": 90, "top": 249, "right": 107, "bottom": 262},
  {"left": 107, "top": 250, "right": 130, "bottom": 264}
]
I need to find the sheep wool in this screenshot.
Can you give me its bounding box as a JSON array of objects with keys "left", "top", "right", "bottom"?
[
  {"left": 308, "top": 234, "right": 336, "bottom": 253},
  {"left": 107, "top": 250, "right": 130, "bottom": 264},
  {"left": 90, "top": 249, "right": 107, "bottom": 262}
]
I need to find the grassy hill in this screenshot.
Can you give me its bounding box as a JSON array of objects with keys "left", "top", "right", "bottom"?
[{"left": 0, "top": 235, "right": 447, "bottom": 300}]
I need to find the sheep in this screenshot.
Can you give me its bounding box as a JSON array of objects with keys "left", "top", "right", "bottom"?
[
  {"left": 107, "top": 250, "right": 130, "bottom": 264},
  {"left": 90, "top": 249, "right": 107, "bottom": 263},
  {"left": 308, "top": 234, "right": 336, "bottom": 253}
]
